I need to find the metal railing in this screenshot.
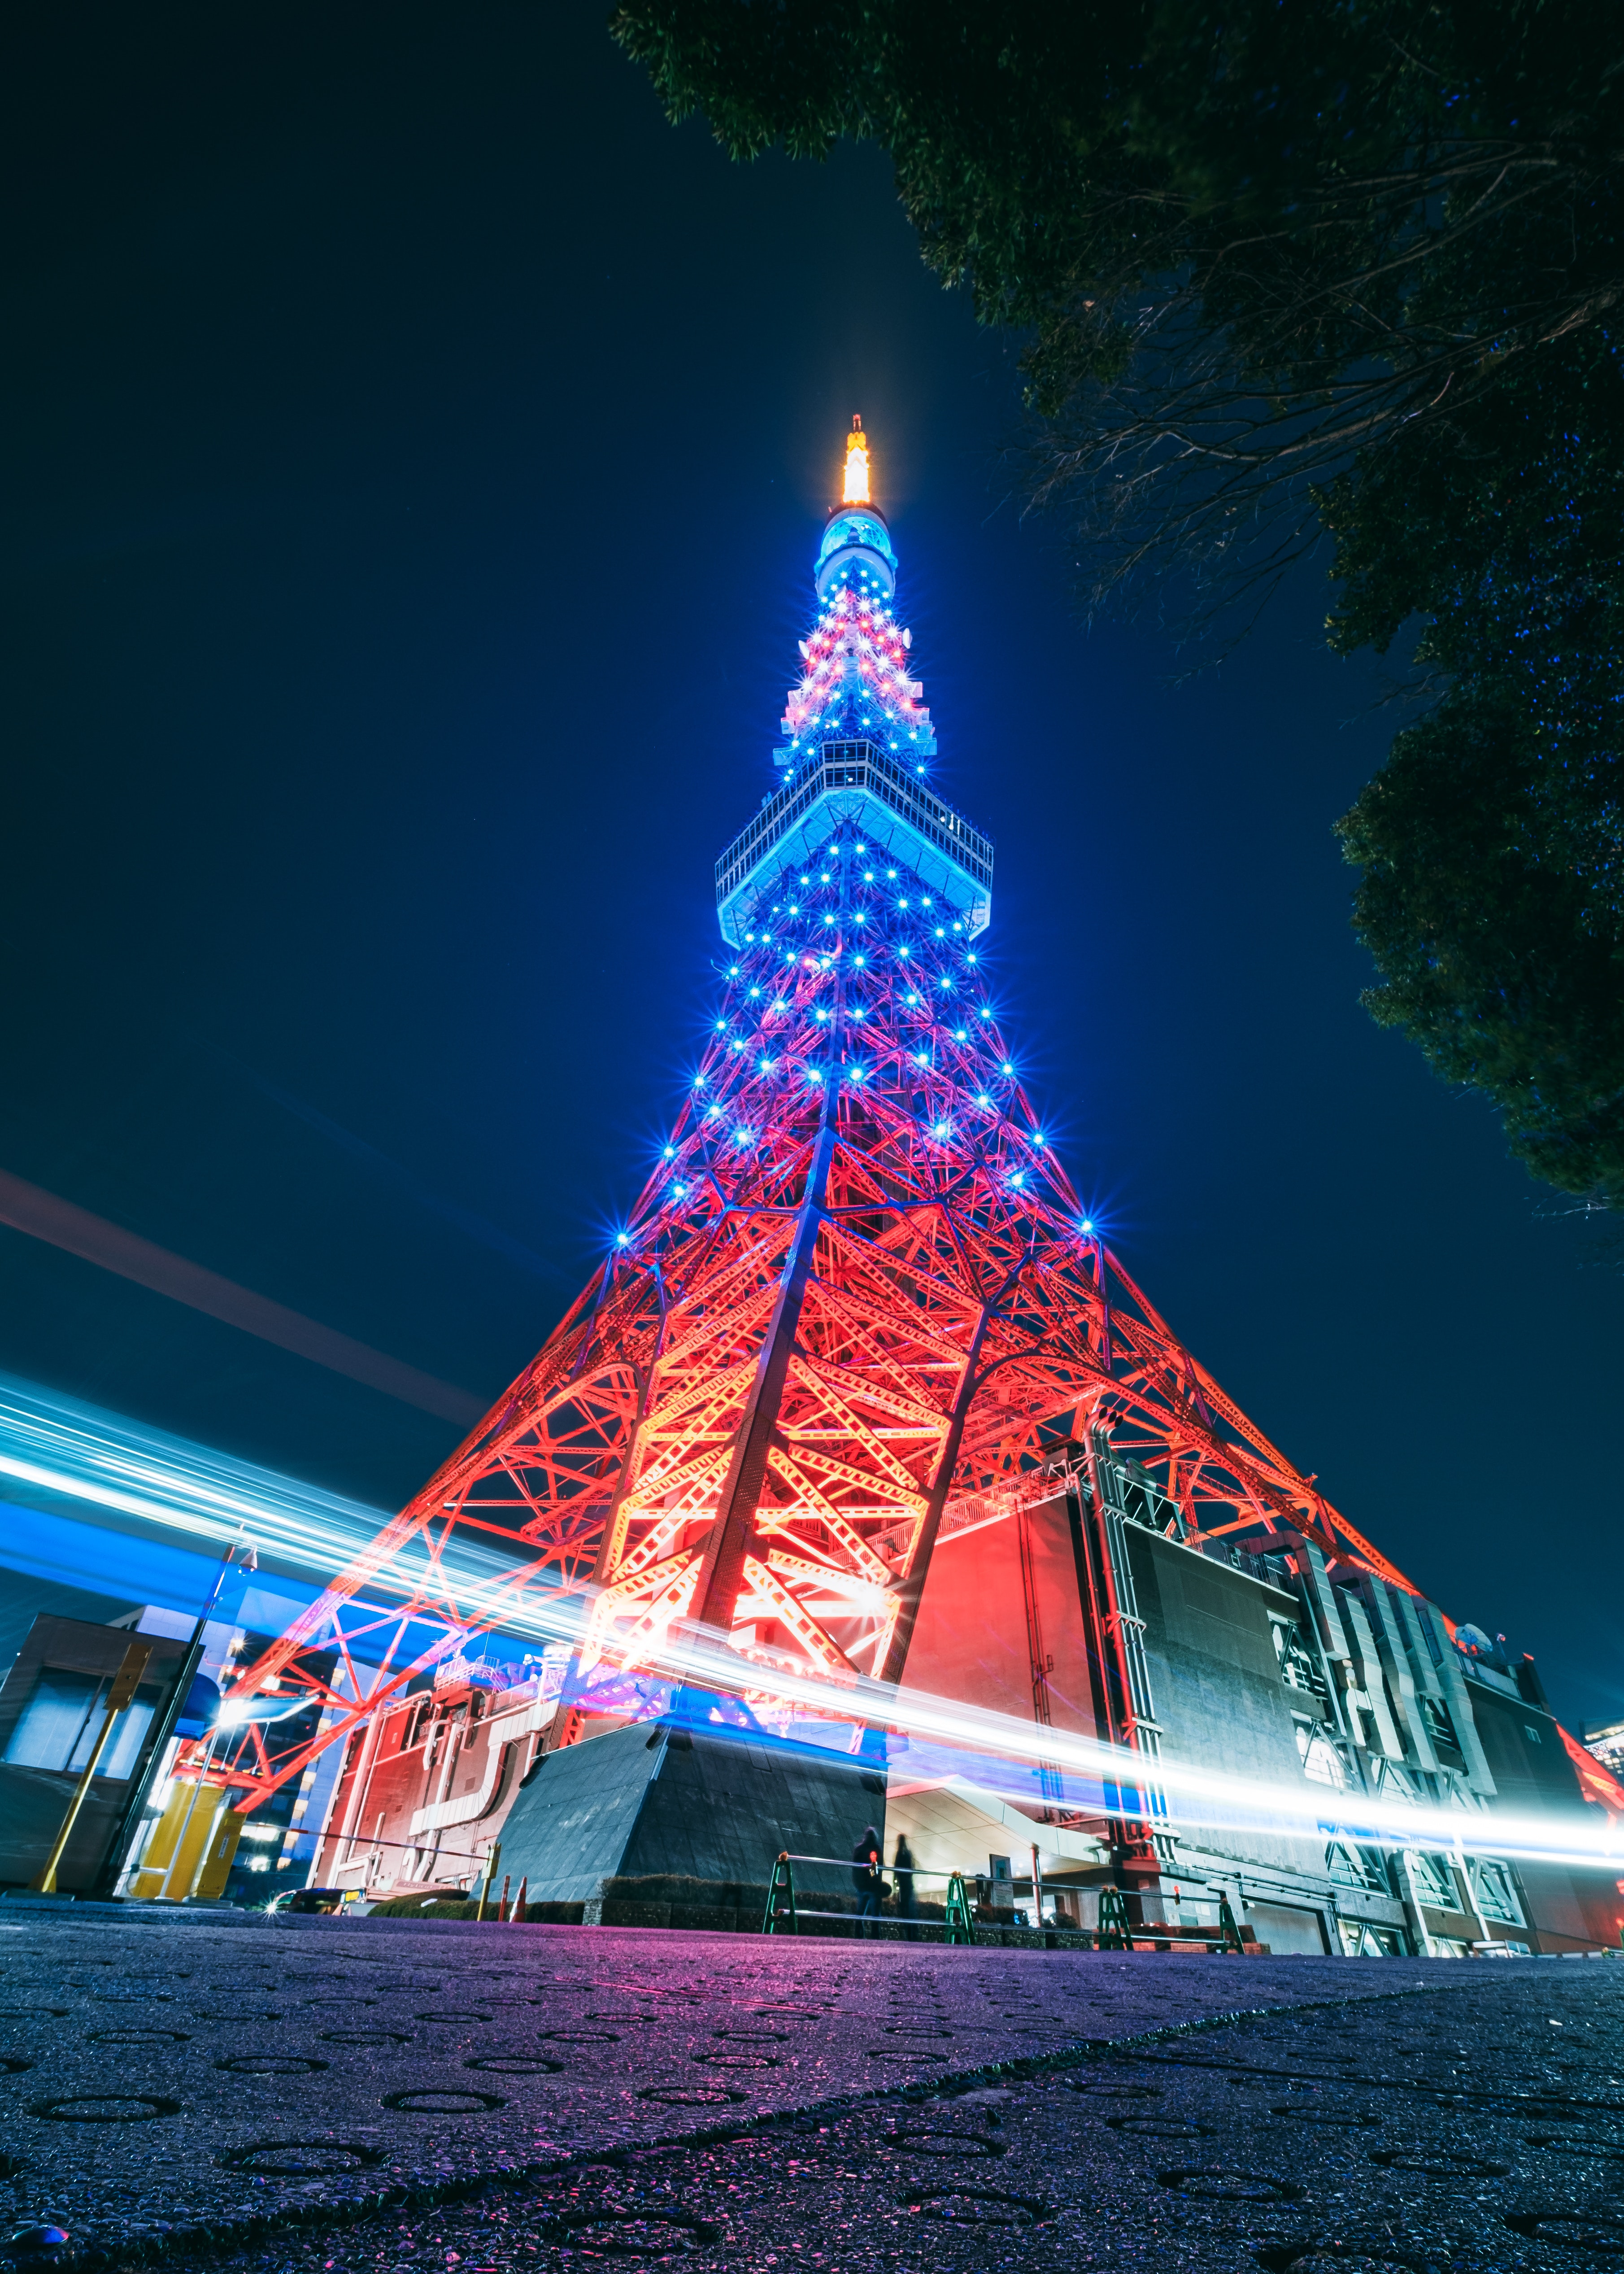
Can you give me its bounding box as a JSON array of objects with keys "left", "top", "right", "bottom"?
[
  {"left": 714, "top": 740, "right": 994, "bottom": 905},
  {"left": 761, "top": 1849, "right": 975, "bottom": 1942}
]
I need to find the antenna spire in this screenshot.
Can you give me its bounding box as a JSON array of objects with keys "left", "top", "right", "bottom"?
[{"left": 843, "top": 415, "right": 871, "bottom": 505}]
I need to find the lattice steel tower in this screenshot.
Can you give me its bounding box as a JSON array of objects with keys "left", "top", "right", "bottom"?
[{"left": 219, "top": 421, "right": 1410, "bottom": 1813}]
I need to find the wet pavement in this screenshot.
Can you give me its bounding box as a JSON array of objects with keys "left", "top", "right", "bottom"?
[{"left": 1, "top": 1910, "right": 1620, "bottom": 2271}]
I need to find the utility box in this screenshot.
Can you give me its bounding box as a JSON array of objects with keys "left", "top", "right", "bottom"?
[{"left": 0, "top": 1615, "right": 193, "bottom": 1893}]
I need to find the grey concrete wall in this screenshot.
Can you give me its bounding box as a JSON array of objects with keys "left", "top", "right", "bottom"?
[
  {"left": 1465, "top": 1677, "right": 1620, "bottom": 1951},
  {"left": 493, "top": 1722, "right": 888, "bottom": 1905},
  {"left": 1129, "top": 1531, "right": 1334, "bottom": 1886}
]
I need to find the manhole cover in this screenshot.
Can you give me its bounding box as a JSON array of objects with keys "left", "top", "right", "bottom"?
[
  {"left": 1506, "top": 2211, "right": 1624, "bottom": 2255},
  {"left": 1157, "top": 2167, "right": 1303, "bottom": 2201},
  {"left": 31, "top": 2096, "right": 181, "bottom": 2124},
  {"left": 220, "top": 2140, "right": 385, "bottom": 2175},
  {"left": 905, "top": 2187, "right": 1049, "bottom": 2227},
  {"left": 464, "top": 2056, "right": 564, "bottom": 2076},
  {"left": 890, "top": 2131, "right": 1004, "bottom": 2158},
  {"left": 216, "top": 2056, "right": 328, "bottom": 2077},
  {"left": 381, "top": 2089, "right": 505, "bottom": 2115}
]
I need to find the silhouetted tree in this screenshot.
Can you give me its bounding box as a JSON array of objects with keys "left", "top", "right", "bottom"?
[{"left": 614, "top": 0, "right": 1624, "bottom": 1207}]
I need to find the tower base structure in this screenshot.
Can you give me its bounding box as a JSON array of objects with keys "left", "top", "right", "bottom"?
[{"left": 489, "top": 1720, "right": 886, "bottom": 1909}]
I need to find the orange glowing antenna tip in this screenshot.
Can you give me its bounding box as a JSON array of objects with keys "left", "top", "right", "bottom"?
[{"left": 843, "top": 415, "right": 871, "bottom": 505}]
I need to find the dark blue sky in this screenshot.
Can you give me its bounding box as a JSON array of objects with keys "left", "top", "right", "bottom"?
[{"left": 3, "top": 4, "right": 1619, "bottom": 1729}]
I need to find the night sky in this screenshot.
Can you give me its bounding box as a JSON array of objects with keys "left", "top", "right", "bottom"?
[{"left": 3, "top": 5, "right": 1620, "bottom": 1730}]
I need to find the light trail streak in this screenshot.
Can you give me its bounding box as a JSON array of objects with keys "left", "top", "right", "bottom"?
[
  {"left": 0, "top": 1373, "right": 521, "bottom": 1602},
  {"left": 0, "top": 1171, "right": 482, "bottom": 1424},
  {"left": 4, "top": 1370, "right": 1618, "bottom": 1878},
  {"left": 0, "top": 1371, "right": 396, "bottom": 1565},
  {"left": 568, "top": 1621, "right": 1624, "bottom": 1879}
]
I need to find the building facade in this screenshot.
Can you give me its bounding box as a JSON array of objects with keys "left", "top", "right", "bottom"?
[{"left": 318, "top": 1462, "right": 1619, "bottom": 1955}]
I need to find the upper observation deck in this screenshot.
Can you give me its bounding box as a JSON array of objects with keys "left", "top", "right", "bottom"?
[{"left": 715, "top": 735, "right": 993, "bottom": 947}]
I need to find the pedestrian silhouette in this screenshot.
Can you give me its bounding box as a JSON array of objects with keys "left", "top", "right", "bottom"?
[
  {"left": 893, "top": 1832, "right": 917, "bottom": 1941},
  {"left": 851, "top": 1823, "right": 886, "bottom": 1938}
]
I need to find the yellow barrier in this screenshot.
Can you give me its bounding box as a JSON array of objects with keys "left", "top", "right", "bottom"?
[{"left": 127, "top": 1781, "right": 244, "bottom": 1900}]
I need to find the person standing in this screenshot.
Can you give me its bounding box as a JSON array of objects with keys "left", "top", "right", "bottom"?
[
  {"left": 893, "top": 1832, "right": 918, "bottom": 1942},
  {"left": 851, "top": 1824, "right": 886, "bottom": 1938}
]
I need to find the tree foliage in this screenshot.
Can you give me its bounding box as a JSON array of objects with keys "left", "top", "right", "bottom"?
[{"left": 614, "top": 0, "right": 1624, "bottom": 1207}]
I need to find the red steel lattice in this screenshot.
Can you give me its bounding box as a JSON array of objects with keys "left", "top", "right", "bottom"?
[{"left": 200, "top": 434, "right": 1421, "bottom": 1810}]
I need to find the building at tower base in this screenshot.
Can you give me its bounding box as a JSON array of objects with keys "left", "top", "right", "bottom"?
[
  {"left": 313, "top": 1459, "right": 1619, "bottom": 1955},
  {"left": 892, "top": 1458, "right": 1617, "bottom": 1955}
]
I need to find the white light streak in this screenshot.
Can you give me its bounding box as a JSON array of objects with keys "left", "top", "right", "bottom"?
[{"left": 3, "top": 1371, "right": 1618, "bottom": 1875}]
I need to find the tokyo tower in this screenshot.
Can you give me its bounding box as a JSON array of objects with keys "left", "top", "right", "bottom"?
[{"left": 211, "top": 419, "right": 1417, "bottom": 1817}]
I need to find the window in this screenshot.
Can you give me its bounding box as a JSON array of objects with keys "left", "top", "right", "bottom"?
[
  {"left": 1419, "top": 1695, "right": 1463, "bottom": 1760},
  {"left": 1338, "top": 1919, "right": 1409, "bottom": 1957},
  {"left": 1373, "top": 1755, "right": 1419, "bottom": 1803},
  {"left": 1294, "top": 1716, "right": 1347, "bottom": 1789},
  {"left": 2, "top": 1668, "right": 153, "bottom": 1781},
  {"left": 1472, "top": 1861, "right": 1525, "bottom": 1926},
  {"left": 1326, "top": 1840, "right": 1390, "bottom": 1893},
  {"left": 1272, "top": 1619, "right": 1328, "bottom": 1697},
  {"left": 1407, "top": 1851, "right": 1460, "bottom": 1909}
]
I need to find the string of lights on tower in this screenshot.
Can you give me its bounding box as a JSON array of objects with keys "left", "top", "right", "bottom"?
[{"left": 189, "top": 421, "right": 1437, "bottom": 1835}]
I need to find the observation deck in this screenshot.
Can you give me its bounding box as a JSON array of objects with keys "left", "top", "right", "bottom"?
[{"left": 715, "top": 737, "right": 993, "bottom": 947}]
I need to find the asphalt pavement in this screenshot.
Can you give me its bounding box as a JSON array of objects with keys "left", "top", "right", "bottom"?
[{"left": 1, "top": 1909, "right": 1620, "bottom": 2272}]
